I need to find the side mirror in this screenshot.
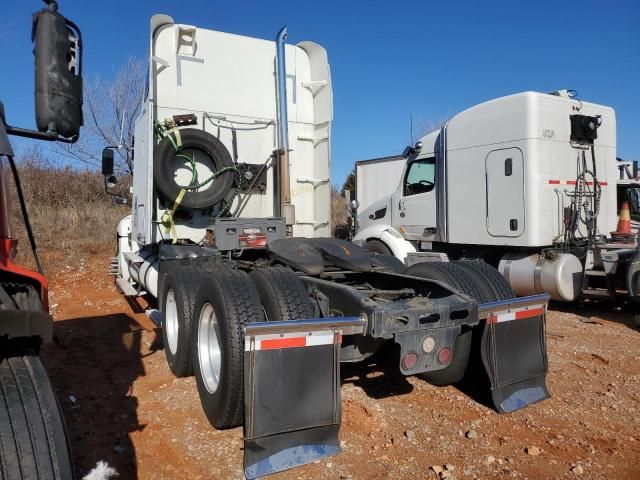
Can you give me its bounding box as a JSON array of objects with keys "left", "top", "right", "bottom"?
[
  {"left": 33, "top": 2, "right": 83, "bottom": 140},
  {"left": 402, "top": 141, "right": 423, "bottom": 158},
  {"left": 102, "top": 148, "right": 114, "bottom": 176}
]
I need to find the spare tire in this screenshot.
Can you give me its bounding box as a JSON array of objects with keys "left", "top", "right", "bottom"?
[{"left": 154, "top": 128, "right": 235, "bottom": 210}]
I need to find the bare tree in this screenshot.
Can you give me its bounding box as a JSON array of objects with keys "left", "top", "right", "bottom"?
[
  {"left": 55, "top": 57, "right": 146, "bottom": 174},
  {"left": 410, "top": 115, "right": 451, "bottom": 144}
]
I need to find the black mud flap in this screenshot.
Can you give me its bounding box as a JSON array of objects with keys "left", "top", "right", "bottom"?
[
  {"left": 243, "top": 317, "right": 365, "bottom": 479},
  {"left": 479, "top": 294, "right": 551, "bottom": 413}
]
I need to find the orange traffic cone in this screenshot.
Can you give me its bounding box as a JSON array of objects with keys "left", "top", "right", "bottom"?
[{"left": 614, "top": 201, "right": 632, "bottom": 235}]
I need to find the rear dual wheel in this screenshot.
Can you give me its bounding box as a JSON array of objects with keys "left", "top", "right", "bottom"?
[
  {"left": 403, "top": 260, "right": 514, "bottom": 385},
  {"left": 193, "top": 267, "right": 264, "bottom": 429},
  {"left": 161, "top": 267, "right": 202, "bottom": 377},
  {"left": 192, "top": 265, "right": 313, "bottom": 429},
  {"left": 249, "top": 267, "right": 314, "bottom": 321},
  {"left": 404, "top": 262, "right": 483, "bottom": 385}
]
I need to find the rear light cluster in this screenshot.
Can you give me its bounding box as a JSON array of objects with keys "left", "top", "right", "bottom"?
[{"left": 401, "top": 335, "right": 452, "bottom": 371}]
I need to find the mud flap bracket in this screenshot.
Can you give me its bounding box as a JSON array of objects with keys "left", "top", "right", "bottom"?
[
  {"left": 478, "top": 294, "right": 551, "bottom": 413},
  {"left": 243, "top": 317, "right": 366, "bottom": 479}
]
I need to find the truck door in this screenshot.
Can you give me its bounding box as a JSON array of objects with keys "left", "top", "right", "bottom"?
[
  {"left": 485, "top": 148, "right": 525, "bottom": 237},
  {"left": 394, "top": 157, "right": 437, "bottom": 237}
]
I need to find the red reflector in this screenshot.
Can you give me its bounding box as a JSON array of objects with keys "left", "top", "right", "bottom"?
[
  {"left": 515, "top": 307, "right": 544, "bottom": 319},
  {"left": 238, "top": 233, "right": 267, "bottom": 248},
  {"left": 438, "top": 347, "right": 452, "bottom": 364},
  {"left": 260, "top": 336, "right": 306, "bottom": 350},
  {"left": 402, "top": 352, "right": 418, "bottom": 370}
]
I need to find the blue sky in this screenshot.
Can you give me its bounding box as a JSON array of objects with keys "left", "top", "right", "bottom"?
[{"left": 2, "top": 0, "right": 639, "bottom": 186}]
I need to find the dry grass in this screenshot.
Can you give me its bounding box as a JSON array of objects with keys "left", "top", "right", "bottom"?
[{"left": 7, "top": 157, "right": 129, "bottom": 272}]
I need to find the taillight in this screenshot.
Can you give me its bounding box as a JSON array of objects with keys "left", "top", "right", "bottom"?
[
  {"left": 402, "top": 352, "right": 418, "bottom": 370},
  {"left": 238, "top": 233, "right": 267, "bottom": 248},
  {"left": 437, "top": 346, "right": 452, "bottom": 364}
]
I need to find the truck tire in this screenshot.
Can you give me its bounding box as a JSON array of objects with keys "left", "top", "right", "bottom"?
[
  {"left": 193, "top": 267, "right": 264, "bottom": 429},
  {"left": 454, "top": 259, "right": 515, "bottom": 301},
  {"left": 452, "top": 260, "right": 516, "bottom": 382},
  {"left": 366, "top": 239, "right": 393, "bottom": 256},
  {"left": 154, "top": 128, "right": 235, "bottom": 210},
  {"left": 249, "top": 267, "right": 314, "bottom": 321},
  {"left": 161, "top": 267, "right": 202, "bottom": 377},
  {"left": 0, "top": 344, "right": 73, "bottom": 480},
  {"left": 370, "top": 254, "right": 406, "bottom": 273},
  {"left": 403, "top": 262, "right": 483, "bottom": 385}
]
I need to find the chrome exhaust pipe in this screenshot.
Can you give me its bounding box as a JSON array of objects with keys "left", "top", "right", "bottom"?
[
  {"left": 276, "top": 26, "right": 289, "bottom": 153},
  {"left": 275, "top": 26, "right": 295, "bottom": 230}
]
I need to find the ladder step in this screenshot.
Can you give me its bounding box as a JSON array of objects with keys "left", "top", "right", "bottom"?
[
  {"left": 115, "top": 277, "right": 138, "bottom": 297},
  {"left": 581, "top": 288, "right": 611, "bottom": 297},
  {"left": 584, "top": 269, "right": 607, "bottom": 277}
]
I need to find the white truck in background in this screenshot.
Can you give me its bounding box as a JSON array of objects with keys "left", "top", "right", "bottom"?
[
  {"left": 354, "top": 90, "right": 640, "bottom": 303},
  {"left": 102, "top": 15, "right": 553, "bottom": 478}
]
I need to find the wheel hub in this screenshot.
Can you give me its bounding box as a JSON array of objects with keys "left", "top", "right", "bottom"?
[
  {"left": 198, "top": 302, "right": 222, "bottom": 394},
  {"left": 165, "top": 289, "right": 179, "bottom": 355}
]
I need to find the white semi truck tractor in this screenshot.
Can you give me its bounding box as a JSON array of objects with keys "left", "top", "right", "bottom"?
[
  {"left": 104, "top": 15, "right": 552, "bottom": 478},
  {"left": 354, "top": 91, "right": 640, "bottom": 303}
]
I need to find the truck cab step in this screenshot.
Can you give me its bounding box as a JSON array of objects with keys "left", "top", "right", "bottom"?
[
  {"left": 584, "top": 269, "right": 607, "bottom": 277},
  {"left": 115, "top": 278, "right": 138, "bottom": 297}
]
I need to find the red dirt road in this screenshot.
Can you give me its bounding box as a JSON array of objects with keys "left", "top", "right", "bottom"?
[{"left": 41, "top": 257, "right": 640, "bottom": 479}]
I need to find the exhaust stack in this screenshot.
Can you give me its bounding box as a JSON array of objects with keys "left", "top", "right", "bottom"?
[{"left": 275, "top": 26, "right": 295, "bottom": 232}]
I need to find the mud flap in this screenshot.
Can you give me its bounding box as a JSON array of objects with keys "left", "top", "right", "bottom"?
[
  {"left": 479, "top": 294, "right": 551, "bottom": 413},
  {"left": 243, "top": 317, "right": 365, "bottom": 479}
]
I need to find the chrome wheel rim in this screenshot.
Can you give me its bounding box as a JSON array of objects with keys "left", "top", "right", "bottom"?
[
  {"left": 165, "top": 289, "right": 179, "bottom": 355},
  {"left": 198, "top": 303, "right": 222, "bottom": 394}
]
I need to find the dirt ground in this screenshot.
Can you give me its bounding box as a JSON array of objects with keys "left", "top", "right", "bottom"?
[{"left": 39, "top": 253, "right": 640, "bottom": 480}]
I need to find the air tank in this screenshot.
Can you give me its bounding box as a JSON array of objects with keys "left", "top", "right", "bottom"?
[{"left": 499, "top": 252, "right": 583, "bottom": 302}]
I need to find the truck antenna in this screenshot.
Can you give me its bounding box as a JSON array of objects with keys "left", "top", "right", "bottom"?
[{"left": 410, "top": 114, "right": 414, "bottom": 145}]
